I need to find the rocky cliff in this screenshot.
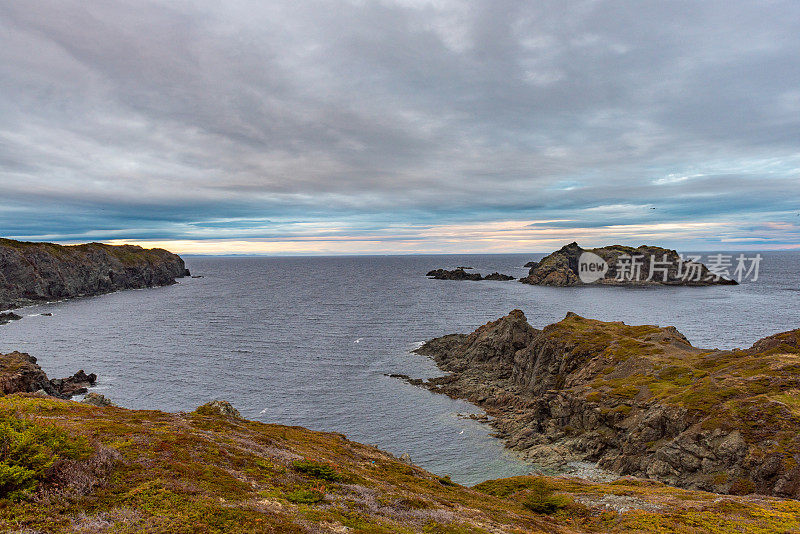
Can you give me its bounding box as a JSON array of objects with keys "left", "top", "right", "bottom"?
[
  {"left": 521, "top": 242, "right": 737, "bottom": 286},
  {"left": 0, "top": 238, "right": 189, "bottom": 310},
  {"left": 415, "top": 310, "right": 800, "bottom": 498}
]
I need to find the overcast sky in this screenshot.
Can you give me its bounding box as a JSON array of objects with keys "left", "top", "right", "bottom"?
[{"left": 1, "top": 0, "right": 799, "bottom": 254}]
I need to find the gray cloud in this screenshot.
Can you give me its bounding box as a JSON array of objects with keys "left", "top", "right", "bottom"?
[{"left": 0, "top": 0, "right": 799, "bottom": 249}]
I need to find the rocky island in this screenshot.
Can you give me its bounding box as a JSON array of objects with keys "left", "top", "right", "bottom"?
[
  {"left": 413, "top": 310, "right": 800, "bottom": 499},
  {"left": 0, "top": 238, "right": 189, "bottom": 310},
  {"left": 521, "top": 242, "right": 737, "bottom": 286}
]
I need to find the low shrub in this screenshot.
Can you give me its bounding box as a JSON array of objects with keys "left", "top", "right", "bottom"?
[
  {"left": 292, "top": 459, "right": 341, "bottom": 481},
  {"left": 521, "top": 479, "right": 571, "bottom": 514},
  {"left": 0, "top": 414, "right": 91, "bottom": 500},
  {"left": 285, "top": 488, "right": 324, "bottom": 504}
]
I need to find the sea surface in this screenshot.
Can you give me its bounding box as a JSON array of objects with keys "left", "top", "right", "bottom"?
[{"left": 2, "top": 252, "right": 799, "bottom": 485}]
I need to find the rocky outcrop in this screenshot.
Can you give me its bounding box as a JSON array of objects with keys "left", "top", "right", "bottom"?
[
  {"left": 0, "top": 351, "right": 96, "bottom": 398},
  {"left": 520, "top": 242, "right": 737, "bottom": 286},
  {"left": 413, "top": 310, "right": 800, "bottom": 498},
  {"left": 194, "top": 400, "right": 242, "bottom": 418},
  {"left": 0, "top": 311, "right": 22, "bottom": 324},
  {"left": 426, "top": 268, "right": 515, "bottom": 281},
  {"left": 0, "top": 238, "right": 189, "bottom": 310},
  {"left": 82, "top": 392, "right": 114, "bottom": 407},
  {"left": 426, "top": 268, "right": 482, "bottom": 281}
]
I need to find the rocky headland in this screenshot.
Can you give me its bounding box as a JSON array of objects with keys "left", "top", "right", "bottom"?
[
  {"left": 427, "top": 268, "right": 515, "bottom": 281},
  {"left": 0, "top": 238, "right": 189, "bottom": 310},
  {"left": 413, "top": 310, "right": 800, "bottom": 498},
  {"left": 521, "top": 242, "right": 737, "bottom": 286}
]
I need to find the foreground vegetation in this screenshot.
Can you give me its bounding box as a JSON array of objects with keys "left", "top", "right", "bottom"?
[{"left": 0, "top": 394, "right": 798, "bottom": 533}]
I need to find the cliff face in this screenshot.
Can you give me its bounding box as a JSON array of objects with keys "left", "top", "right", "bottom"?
[
  {"left": 0, "top": 238, "right": 189, "bottom": 310},
  {"left": 416, "top": 311, "right": 800, "bottom": 498},
  {"left": 521, "top": 242, "right": 737, "bottom": 286}
]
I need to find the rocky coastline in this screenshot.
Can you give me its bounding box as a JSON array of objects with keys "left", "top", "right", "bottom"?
[
  {"left": 410, "top": 310, "right": 800, "bottom": 498},
  {"left": 0, "top": 238, "right": 189, "bottom": 310}
]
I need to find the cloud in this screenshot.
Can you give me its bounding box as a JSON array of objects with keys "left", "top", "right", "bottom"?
[{"left": 0, "top": 0, "right": 799, "bottom": 252}]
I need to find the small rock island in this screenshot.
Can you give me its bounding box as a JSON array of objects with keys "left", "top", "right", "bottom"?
[{"left": 521, "top": 242, "right": 737, "bottom": 286}]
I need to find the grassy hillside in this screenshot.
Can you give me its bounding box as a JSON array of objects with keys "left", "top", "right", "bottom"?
[{"left": 1, "top": 394, "right": 798, "bottom": 533}]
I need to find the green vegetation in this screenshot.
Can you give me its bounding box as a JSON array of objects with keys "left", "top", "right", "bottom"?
[
  {"left": 0, "top": 412, "right": 92, "bottom": 499},
  {"left": 519, "top": 479, "right": 571, "bottom": 514},
  {"left": 292, "top": 459, "right": 342, "bottom": 481},
  {"left": 476, "top": 475, "right": 800, "bottom": 533},
  {"left": 285, "top": 488, "right": 325, "bottom": 504}
]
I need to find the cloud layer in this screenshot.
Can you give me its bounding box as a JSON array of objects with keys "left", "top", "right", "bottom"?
[{"left": 1, "top": 0, "right": 799, "bottom": 253}]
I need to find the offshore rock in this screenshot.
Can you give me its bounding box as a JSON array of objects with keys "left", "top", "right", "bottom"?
[
  {"left": 426, "top": 268, "right": 482, "bottom": 281},
  {"left": 0, "top": 311, "right": 22, "bottom": 325},
  {"left": 426, "top": 268, "right": 515, "bottom": 281},
  {"left": 520, "top": 242, "right": 737, "bottom": 286}
]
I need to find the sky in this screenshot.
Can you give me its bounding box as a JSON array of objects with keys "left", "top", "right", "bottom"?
[{"left": 1, "top": 0, "right": 799, "bottom": 255}]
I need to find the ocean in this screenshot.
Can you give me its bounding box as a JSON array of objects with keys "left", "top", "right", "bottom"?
[{"left": 1, "top": 252, "right": 799, "bottom": 485}]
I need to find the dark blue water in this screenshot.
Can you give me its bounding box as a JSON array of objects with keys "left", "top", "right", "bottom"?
[{"left": 1, "top": 253, "right": 799, "bottom": 485}]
